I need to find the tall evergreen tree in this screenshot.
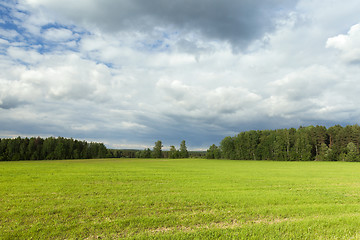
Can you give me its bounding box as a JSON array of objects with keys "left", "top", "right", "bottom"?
[{"left": 179, "top": 140, "right": 189, "bottom": 158}]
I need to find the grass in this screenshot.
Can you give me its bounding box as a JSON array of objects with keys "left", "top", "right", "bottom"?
[{"left": 2, "top": 158, "right": 360, "bottom": 239}]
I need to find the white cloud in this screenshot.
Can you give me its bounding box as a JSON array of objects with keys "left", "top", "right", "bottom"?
[
  {"left": 7, "top": 46, "right": 43, "bottom": 64},
  {"left": 0, "top": 29, "right": 20, "bottom": 40},
  {"left": 326, "top": 23, "right": 360, "bottom": 63},
  {"left": 270, "top": 65, "right": 336, "bottom": 101},
  {"left": 42, "top": 27, "right": 76, "bottom": 42},
  {"left": 156, "top": 79, "right": 262, "bottom": 122},
  {"left": 0, "top": 51, "right": 114, "bottom": 109},
  {"left": 0, "top": 38, "right": 9, "bottom": 45}
]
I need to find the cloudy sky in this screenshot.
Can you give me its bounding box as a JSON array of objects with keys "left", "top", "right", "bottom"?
[{"left": 1, "top": 0, "right": 360, "bottom": 150}]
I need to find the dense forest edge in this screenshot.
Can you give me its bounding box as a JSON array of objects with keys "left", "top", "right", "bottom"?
[
  {"left": 0, "top": 137, "right": 204, "bottom": 161},
  {"left": 206, "top": 124, "right": 360, "bottom": 162},
  {"left": 0, "top": 137, "right": 109, "bottom": 161}
]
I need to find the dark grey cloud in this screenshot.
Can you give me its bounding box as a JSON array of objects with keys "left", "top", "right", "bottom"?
[
  {"left": 33, "top": 0, "right": 298, "bottom": 50},
  {"left": 0, "top": 96, "right": 26, "bottom": 109}
]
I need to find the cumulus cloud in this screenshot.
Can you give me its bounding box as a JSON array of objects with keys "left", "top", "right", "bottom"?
[
  {"left": 7, "top": 46, "right": 43, "bottom": 64},
  {"left": 156, "top": 78, "right": 263, "bottom": 132},
  {"left": 326, "top": 23, "right": 360, "bottom": 63},
  {"left": 269, "top": 65, "right": 336, "bottom": 102},
  {"left": 0, "top": 48, "right": 114, "bottom": 110}
]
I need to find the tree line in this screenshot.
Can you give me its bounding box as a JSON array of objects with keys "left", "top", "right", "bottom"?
[
  {"left": 9, "top": 124, "right": 360, "bottom": 162},
  {"left": 0, "top": 136, "right": 109, "bottom": 161},
  {"left": 135, "top": 140, "right": 189, "bottom": 158},
  {"left": 206, "top": 125, "right": 360, "bottom": 162},
  {"left": 0, "top": 137, "right": 199, "bottom": 161}
]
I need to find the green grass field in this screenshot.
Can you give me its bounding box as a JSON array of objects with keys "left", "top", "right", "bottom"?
[{"left": 2, "top": 159, "right": 360, "bottom": 239}]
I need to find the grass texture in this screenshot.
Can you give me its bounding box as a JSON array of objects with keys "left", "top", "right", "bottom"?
[{"left": 1, "top": 158, "right": 360, "bottom": 239}]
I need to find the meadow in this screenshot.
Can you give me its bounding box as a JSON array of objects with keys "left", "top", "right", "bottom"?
[{"left": 2, "top": 158, "right": 360, "bottom": 239}]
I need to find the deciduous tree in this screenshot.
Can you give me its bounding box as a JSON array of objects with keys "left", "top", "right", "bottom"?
[{"left": 152, "top": 140, "right": 163, "bottom": 158}]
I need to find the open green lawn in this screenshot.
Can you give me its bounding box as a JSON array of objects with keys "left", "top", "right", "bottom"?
[{"left": 2, "top": 159, "right": 360, "bottom": 239}]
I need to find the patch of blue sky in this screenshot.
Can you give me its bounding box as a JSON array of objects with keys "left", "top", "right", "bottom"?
[
  {"left": 0, "top": 3, "right": 35, "bottom": 49},
  {"left": 40, "top": 22, "right": 87, "bottom": 36},
  {"left": 162, "top": 31, "right": 180, "bottom": 39},
  {"left": 0, "top": 44, "right": 8, "bottom": 56},
  {"left": 81, "top": 49, "right": 116, "bottom": 69},
  {"left": 0, "top": 3, "right": 22, "bottom": 40},
  {"left": 41, "top": 23, "right": 67, "bottom": 32},
  {"left": 0, "top": 1, "right": 27, "bottom": 25},
  {"left": 138, "top": 31, "right": 182, "bottom": 52},
  {"left": 99, "top": 61, "right": 115, "bottom": 69},
  {"left": 137, "top": 39, "right": 171, "bottom": 53},
  {"left": 0, "top": 2, "right": 84, "bottom": 54},
  {"left": 9, "top": 57, "right": 32, "bottom": 67},
  {"left": 162, "top": 32, "right": 171, "bottom": 39},
  {"left": 149, "top": 39, "right": 164, "bottom": 49},
  {"left": 0, "top": 0, "right": 14, "bottom": 18},
  {"left": 0, "top": 20, "right": 17, "bottom": 32}
]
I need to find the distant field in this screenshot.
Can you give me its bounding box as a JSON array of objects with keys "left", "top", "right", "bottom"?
[{"left": 2, "top": 159, "right": 360, "bottom": 239}]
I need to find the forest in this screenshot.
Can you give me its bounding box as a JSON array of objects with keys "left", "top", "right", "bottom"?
[
  {"left": 0, "top": 137, "right": 202, "bottom": 161},
  {"left": 206, "top": 124, "right": 360, "bottom": 162},
  {"left": 0, "top": 137, "right": 109, "bottom": 161}
]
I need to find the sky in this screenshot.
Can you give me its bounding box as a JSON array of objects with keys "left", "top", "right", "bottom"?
[{"left": 1, "top": 0, "right": 360, "bottom": 150}]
